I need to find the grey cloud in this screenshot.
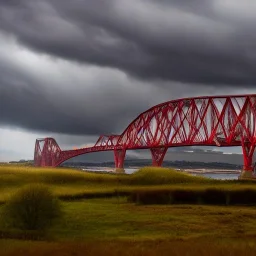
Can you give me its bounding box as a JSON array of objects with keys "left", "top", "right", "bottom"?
[
  {"left": 0, "top": 74, "right": 149, "bottom": 135},
  {"left": 0, "top": 56, "right": 249, "bottom": 136},
  {"left": 0, "top": 0, "right": 256, "bottom": 139},
  {"left": 0, "top": 45, "right": 174, "bottom": 135},
  {"left": 0, "top": 35, "right": 238, "bottom": 136},
  {"left": 0, "top": 0, "right": 256, "bottom": 86}
]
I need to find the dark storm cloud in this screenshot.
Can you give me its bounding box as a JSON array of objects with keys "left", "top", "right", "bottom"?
[
  {"left": 0, "top": 0, "right": 256, "bottom": 86},
  {"left": 0, "top": 0, "right": 255, "bottom": 138},
  {"left": 0, "top": 48, "right": 173, "bottom": 135},
  {"left": 0, "top": 67, "right": 150, "bottom": 135},
  {"left": 0, "top": 52, "right": 241, "bottom": 136}
]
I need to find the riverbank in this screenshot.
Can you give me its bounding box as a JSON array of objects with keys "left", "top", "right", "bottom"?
[
  {"left": 81, "top": 166, "right": 243, "bottom": 180},
  {"left": 81, "top": 166, "right": 241, "bottom": 174}
]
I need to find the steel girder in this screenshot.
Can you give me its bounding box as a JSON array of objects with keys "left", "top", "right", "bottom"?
[
  {"left": 34, "top": 138, "right": 62, "bottom": 167},
  {"left": 34, "top": 94, "right": 256, "bottom": 170}
]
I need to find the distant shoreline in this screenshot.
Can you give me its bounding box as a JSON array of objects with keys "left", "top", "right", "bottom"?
[
  {"left": 181, "top": 169, "right": 241, "bottom": 174},
  {"left": 80, "top": 166, "right": 241, "bottom": 175}
]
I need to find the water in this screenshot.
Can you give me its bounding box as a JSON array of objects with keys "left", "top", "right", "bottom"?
[
  {"left": 82, "top": 167, "right": 240, "bottom": 180},
  {"left": 193, "top": 173, "right": 239, "bottom": 180}
]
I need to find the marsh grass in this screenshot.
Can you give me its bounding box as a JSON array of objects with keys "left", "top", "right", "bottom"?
[
  {"left": 1, "top": 165, "right": 256, "bottom": 255},
  {"left": 0, "top": 163, "right": 256, "bottom": 255},
  {"left": 0, "top": 165, "right": 219, "bottom": 187},
  {"left": 129, "top": 167, "right": 215, "bottom": 185},
  {"left": 14, "top": 197, "right": 252, "bottom": 241},
  {"left": 2, "top": 197, "right": 256, "bottom": 244},
  {"left": 0, "top": 165, "right": 256, "bottom": 205}
]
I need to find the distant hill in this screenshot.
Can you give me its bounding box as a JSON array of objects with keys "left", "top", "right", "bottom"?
[
  {"left": 65, "top": 149, "right": 251, "bottom": 166},
  {"left": 62, "top": 159, "right": 242, "bottom": 170}
]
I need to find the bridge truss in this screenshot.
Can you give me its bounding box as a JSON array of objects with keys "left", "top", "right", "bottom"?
[{"left": 34, "top": 94, "right": 256, "bottom": 173}]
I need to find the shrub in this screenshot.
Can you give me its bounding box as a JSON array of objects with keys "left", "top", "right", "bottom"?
[{"left": 4, "top": 184, "right": 61, "bottom": 230}]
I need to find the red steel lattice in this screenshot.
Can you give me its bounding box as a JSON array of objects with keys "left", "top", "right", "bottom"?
[{"left": 34, "top": 94, "right": 256, "bottom": 172}]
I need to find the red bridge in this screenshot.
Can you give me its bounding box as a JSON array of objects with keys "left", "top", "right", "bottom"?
[{"left": 34, "top": 94, "right": 256, "bottom": 176}]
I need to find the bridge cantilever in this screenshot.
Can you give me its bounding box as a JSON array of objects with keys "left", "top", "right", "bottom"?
[{"left": 34, "top": 94, "right": 256, "bottom": 177}]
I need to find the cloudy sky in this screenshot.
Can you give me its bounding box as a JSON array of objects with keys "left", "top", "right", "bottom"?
[{"left": 0, "top": 0, "right": 255, "bottom": 162}]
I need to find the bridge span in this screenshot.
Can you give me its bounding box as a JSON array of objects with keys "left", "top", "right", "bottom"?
[{"left": 34, "top": 94, "right": 256, "bottom": 177}]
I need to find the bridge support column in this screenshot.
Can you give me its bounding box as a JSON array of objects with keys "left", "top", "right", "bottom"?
[
  {"left": 34, "top": 138, "right": 62, "bottom": 167},
  {"left": 240, "top": 141, "right": 255, "bottom": 179},
  {"left": 150, "top": 147, "right": 168, "bottom": 167},
  {"left": 114, "top": 149, "right": 126, "bottom": 173}
]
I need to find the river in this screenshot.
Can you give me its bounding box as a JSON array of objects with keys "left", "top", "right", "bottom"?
[{"left": 81, "top": 167, "right": 241, "bottom": 180}]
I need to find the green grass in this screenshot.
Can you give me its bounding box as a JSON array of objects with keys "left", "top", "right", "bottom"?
[
  {"left": 1, "top": 197, "right": 256, "bottom": 241},
  {"left": 49, "top": 198, "right": 256, "bottom": 240},
  {"left": 0, "top": 164, "right": 256, "bottom": 255},
  {"left": 1, "top": 198, "right": 256, "bottom": 255},
  {"left": 0, "top": 165, "right": 125, "bottom": 202},
  {"left": 0, "top": 165, "right": 255, "bottom": 203},
  {"left": 0, "top": 165, "right": 213, "bottom": 186},
  {"left": 129, "top": 167, "right": 215, "bottom": 185}
]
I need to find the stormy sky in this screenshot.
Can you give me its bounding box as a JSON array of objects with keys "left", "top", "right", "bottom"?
[{"left": 0, "top": 0, "right": 255, "bottom": 161}]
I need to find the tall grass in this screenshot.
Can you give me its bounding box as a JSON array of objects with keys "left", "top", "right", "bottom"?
[
  {"left": 0, "top": 165, "right": 255, "bottom": 204},
  {"left": 0, "top": 165, "right": 125, "bottom": 185},
  {"left": 129, "top": 167, "right": 216, "bottom": 185},
  {"left": 1, "top": 165, "right": 256, "bottom": 254},
  {"left": 0, "top": 165, "right": 241, "bottom": 187}
]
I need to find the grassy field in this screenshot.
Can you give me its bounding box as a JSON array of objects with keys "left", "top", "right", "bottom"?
[
  {"left": 0, "top": 165, "right": 255, "bottom": 203},
  {"left": 0, "top": 165, "right": 256, "bottom": 255},
  {"left": 1, "top": 198, "right": 256, "bottom": 255}
]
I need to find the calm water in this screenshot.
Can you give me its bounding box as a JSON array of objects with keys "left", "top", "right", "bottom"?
[
  {"left": 193, "top": 173, "right": 239, "bottom": 180},
  {"left": 82, "top": 167, "right": 240, "bottom": 180}
]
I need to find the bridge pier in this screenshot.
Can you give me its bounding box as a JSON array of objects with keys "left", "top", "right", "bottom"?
[
  {"left": 114, "top": 149, "right": 126, "bottom": 173},
  {"left": 240, "top": 142, "right": 255, "bottom": 179},
  {"left": 150, "top": 147, "right": 168, "bottom": 167},
  {"left": 34, "top": 138, "right": 62, "bottom": 167}
]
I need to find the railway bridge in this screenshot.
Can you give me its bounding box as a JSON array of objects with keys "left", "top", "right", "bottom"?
[{"left": 34, "top": 94, "right": 256, "bottom": 177}]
